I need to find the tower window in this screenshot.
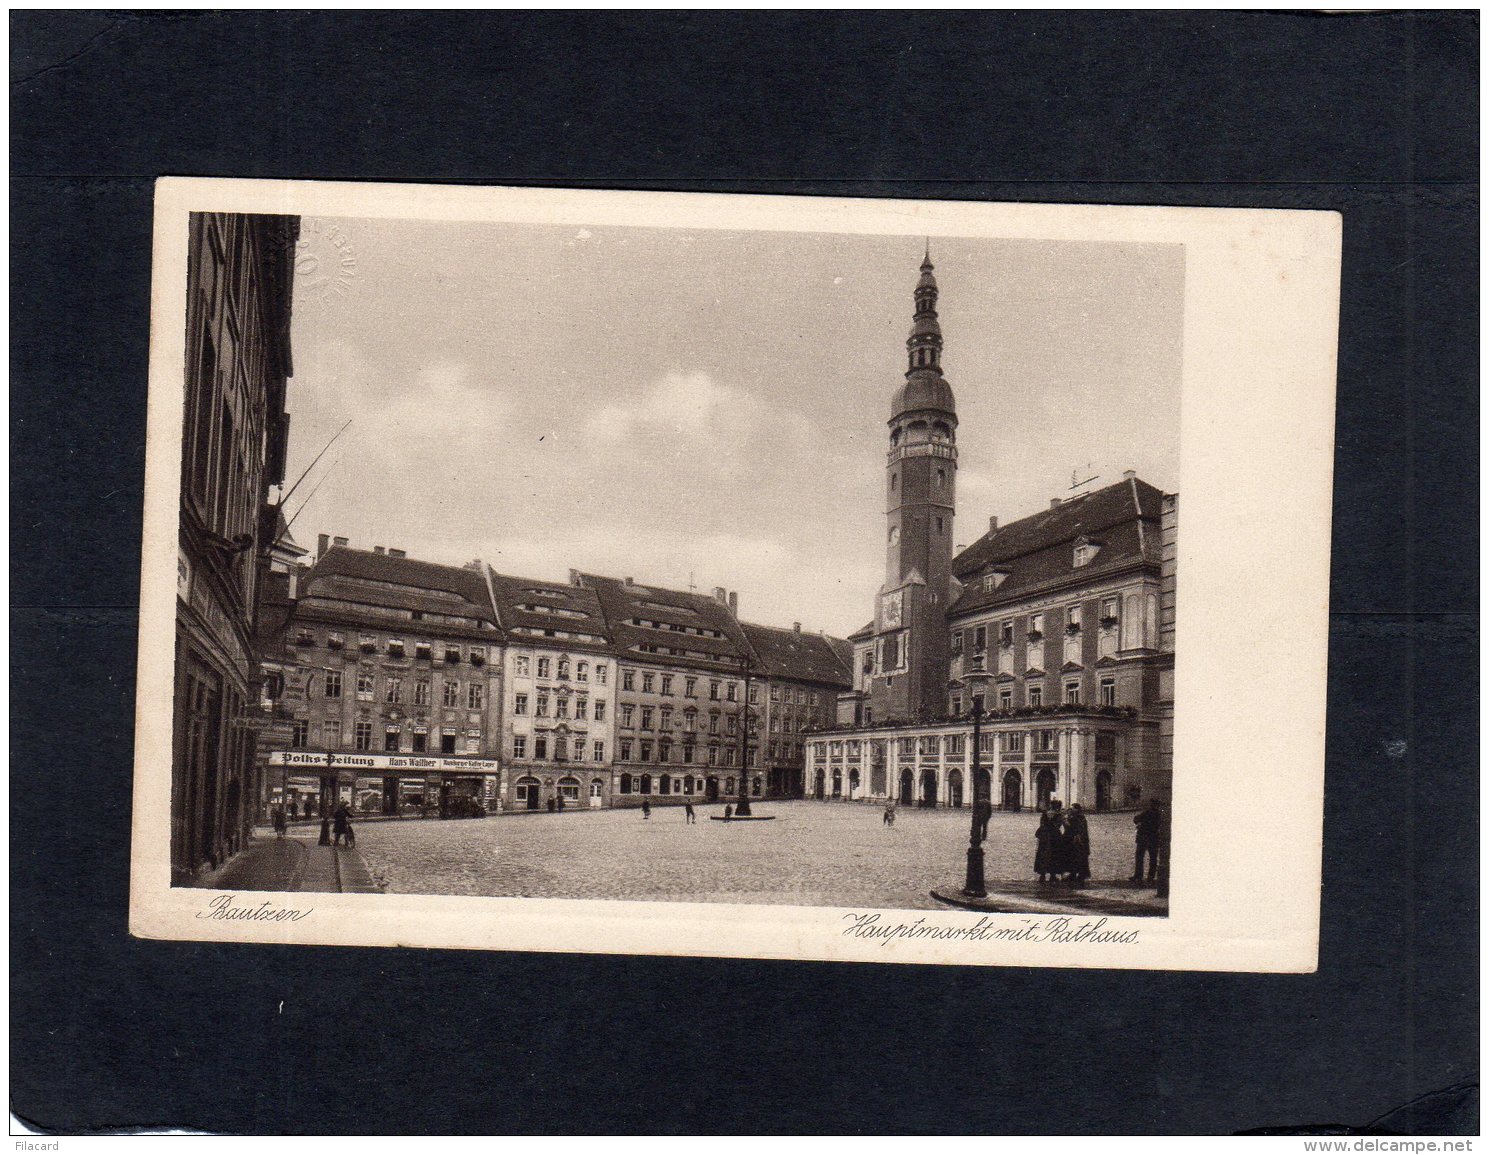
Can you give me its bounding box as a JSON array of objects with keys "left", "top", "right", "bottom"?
[
  {"left": 936, "top": 468, "right": 945, "bottom": 487},
  {"left": 890, "top": 473, "right": 897, "bottom": 492},
  {"left": 936, "top": 516, "right": 944, "bottom": 533}
]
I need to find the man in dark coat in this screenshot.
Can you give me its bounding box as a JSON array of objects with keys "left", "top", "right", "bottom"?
[
  {"left": 1063, "top": 803, "right": 1091, "bottom": 887},
  {"left": 332, "top": 803, "right": 351, "bottom": 847},
  {"left": 972, "top": 795, "right": 993, "bottom": 842},
  {"left": 1131, "top": 798, "right": 1162, "bottom": 882},
  {"left": 1034, "top": 809, "right": 1061, "bottom": 883}
]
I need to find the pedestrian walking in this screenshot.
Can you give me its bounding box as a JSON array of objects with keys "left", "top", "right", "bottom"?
[
  {"left": 1063, "top": 803, "right": 1091, "bottom": 887},
  {"left": 332, "top": 802, "right": 351, "bottom": 847},
  {"left": 556, "top": 794, "right": 565, "bottom": 812},
  {"left": 724, "top": 803, "right": 733, "bottom": 819},
  {"left": 883, "top": 800, "right": 896, "bottom": 827},
  {"left": 684, "top": 801, "right": 696, "bottom": 824},
  {"left": 318, "top": 812, "right": 332, "bottom": 847},
  {"left": 641, "top": 799, "right": 651, "bottom": 819},
  {"left": 1131, "top": 798, "right": 1162, "bottom": 883},
  {"left": 288, "top": 799, "right": 298, "bottom": 820},
  {"left": 272, "top": 804, "right": 287, "bottom": 839},
  {"left": 1034, "top": 808, "right": 1060, "bottom": 883}
]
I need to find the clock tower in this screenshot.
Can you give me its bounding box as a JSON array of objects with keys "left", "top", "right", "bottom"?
[{"left": 869, "top": 246, "right": 958, "bottom": 723}]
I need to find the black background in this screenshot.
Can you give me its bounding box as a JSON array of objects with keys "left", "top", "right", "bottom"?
[{"left": 10, "top": 11, "right": 1478, "bottom": 1136}]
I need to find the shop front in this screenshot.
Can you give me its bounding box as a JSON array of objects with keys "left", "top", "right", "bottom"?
[{"left": 266, "top": 752, "right": 501, "bottom": 818}]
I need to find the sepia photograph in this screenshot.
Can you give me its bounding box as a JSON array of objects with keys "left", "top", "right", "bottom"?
[{"left": 132, "top": 179, "right": 1339, "bottom": 969}]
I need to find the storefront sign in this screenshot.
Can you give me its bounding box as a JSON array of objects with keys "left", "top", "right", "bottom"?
[{"left": 267, "top": 751, "right": 500, "bottom": 772}]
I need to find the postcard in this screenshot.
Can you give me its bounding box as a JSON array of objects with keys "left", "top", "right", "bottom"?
[{"left": 130, "top": 178, "right": 1339, "bottom": 970}]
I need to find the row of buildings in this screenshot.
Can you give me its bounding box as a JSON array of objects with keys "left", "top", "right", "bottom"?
[
  {"left": 254, "top": 544, "right": 852, "bottom": 818},
  {"left": 171, "top": 219, "right": 1176, "bottom": 880}
]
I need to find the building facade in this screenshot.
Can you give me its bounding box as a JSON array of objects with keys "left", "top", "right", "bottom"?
[
  {"left": 805, "top": 251, "right": 1176, "bottom": 812},
  {"left": 260, "top": 540, "right": 506, "bottom": 817},
  {"left": 486, "top": 569, "right": 615, "bottom": 812},
  {"left": 173, "top": 211, "right": 299, "bottom": 881},
  {"left": 740, "top": 621, "right": 853, "bottom": 798}
]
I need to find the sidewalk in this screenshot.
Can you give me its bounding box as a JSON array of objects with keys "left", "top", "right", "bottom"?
[
  {"left": 193, "top": 831, "right": 380, "bottom": 895},
  {"left": 931, "top": 877, "right": 1168, "bottom": 917}
]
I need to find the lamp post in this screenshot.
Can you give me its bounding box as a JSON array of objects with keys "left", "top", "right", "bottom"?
[
  {"left": 958, "top": 664, "right": 995, "bottom": 898},
  {"left": 735, "top": 660, "right": 753, "bottom": 817}
]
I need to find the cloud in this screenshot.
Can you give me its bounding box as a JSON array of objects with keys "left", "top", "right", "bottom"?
[{"left": 582, "top": 370, "right": 765, "bottom": 444}]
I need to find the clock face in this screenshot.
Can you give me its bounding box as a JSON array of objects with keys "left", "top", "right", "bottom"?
[{"left": 881, "top": 590, "right": 903, "bottom": 628}]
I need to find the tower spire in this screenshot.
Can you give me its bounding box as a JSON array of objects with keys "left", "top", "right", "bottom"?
[{"left": 907, "top": 242, "right": 944, "bottom": 376}]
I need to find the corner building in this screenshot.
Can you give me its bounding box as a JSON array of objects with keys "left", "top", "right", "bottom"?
[{"left": 806, "top": 251, "right": 1176, "bottom": 813}]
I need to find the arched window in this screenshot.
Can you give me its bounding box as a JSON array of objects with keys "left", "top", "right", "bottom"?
[
  {"left": 558, "top": 776, "right": 580, "bottom": 802},
  {"left": 659, "top": 774, "right": 671, "bottom": 795},
  {"left": 619, "top": 773, "right": 632, "bottom": 794},
  {"left": 640, "top": 774, "right": 652, "bottom": 795}
]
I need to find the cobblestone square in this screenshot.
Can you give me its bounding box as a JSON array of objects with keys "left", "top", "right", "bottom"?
[{"left": 356, "top": 802, "right": 1142, "bottom": 910}]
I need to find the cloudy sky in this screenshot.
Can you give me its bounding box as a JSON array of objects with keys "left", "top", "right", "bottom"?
[{"left": 280, "top": 216, "right": 1182, "bottom": 638}]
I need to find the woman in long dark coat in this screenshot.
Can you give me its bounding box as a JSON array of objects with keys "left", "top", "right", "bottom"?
[
  {"left": 1063, "top": 803, "right": 1092, "bottom": 887},
  {"left": 1034, "top": 809, "right": 1061, "bottom": 883}
]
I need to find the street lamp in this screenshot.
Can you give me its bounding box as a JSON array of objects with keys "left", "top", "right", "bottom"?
[
  {"left": 735, "top": 660, "right": 754, "bottom": 817},
  {"left": 957, "top": 663, "right": 996, "bottom": 898}
]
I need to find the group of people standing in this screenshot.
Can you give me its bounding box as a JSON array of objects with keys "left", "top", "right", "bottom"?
[{"left": 1033, "top": 800, "right": 1092, "bottom": 887}]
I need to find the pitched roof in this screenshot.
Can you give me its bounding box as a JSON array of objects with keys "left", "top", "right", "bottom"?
[
  {"left": 300, "top": 547, "right": 500, "bottom": 630},
  {"left": 847, "top": 621, "right": 875, "bottom": 642},
  {"left": 739, "top": 622, "right": 853, "bottom": 688},
  {"left": 577, "top": 573, "right": 752, "bottom": 670},
  {"left": 950, "top": 476, "right": 1166, "bottom": 615},
  {"left": 486, "top": 569, "right": 611, "bottom": 647}
]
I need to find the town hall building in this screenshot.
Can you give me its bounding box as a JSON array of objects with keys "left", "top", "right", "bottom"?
[{"left": 805, "top": 250, "right": 1176, "bottom": 813}]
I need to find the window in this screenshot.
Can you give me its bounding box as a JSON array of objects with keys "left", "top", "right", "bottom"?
[
  {"left": 640, "top": 741, "right": 652, "bottom": 762},
  {"left": 890, "top": 472, "right": 898, "bottom": 493},
  {"left": 559, "top": 778, "right": 580, "bottom": 802},
  {"left": 536, "top": 693, "right": 550, "bottom": 717},
  {"left": 592, "top": 740, "right": 604, "bottom": 762},
  {"left": 441, "top": 731, "right": 457, "bottom": 754},
  {"left": 443, "top": 680, "right": 460, "bottom": 707},
  {"left": 387, "top": 638, "right": 405, "bottom": 658},
  {"left": 412, "top": 730, "right": 427, "bottom": 753},
  {"left": 468, "top": 683, "right": 484, "bottom": 710},
  {"left": 444, "top": 645, "right": 461, "bottom": 664},
  {"left": 709, "top": 712, "right": 720, "bottom": 734},
  {"left": 537, "top": 657, "right": 551, "bottom": 678},
  {"left": 553, "top": 736, "right": 568, "bottom": 761},
  {"left": 708, "top": 747, "right": 719, "bottom": 767},
  {"left": 861, "top": 650, "right": 873, "bottom": 675},
  {"left": 685, "top": 676, "right": 697, "bottom": 697},
  {"left": 324, "top": 670, "right": 342, "bottom": 699},
  {"left": 356, "top": 672, "right": 375, "bottom": 701},
  {"left": 622, "top": 669, "right": 635, "bottom": 691},
  {"left": 327, "top": 632, "right": 344, "bottom": 650},
  {"left": 726, "top": 715, "right": 737, "bottom": 735},
  {"left": 414, "top": 679, "right": 430, "bottom": 706},
  {"left": 621, "top": 705, "right": 635, "bottom": 727},
  {"left": 534, "top": 737, "right": 547, "bottom": 760},
  {"left": 594, "top": 699, "right": 606, "bottom": 722},
  {"left": 1065, "top": 681, "right": 1081, "bottom": 705},
  {"left": 1029, "top": 613, "right": 1044, "bottom": 638},
  {"left": 1066, "top": 605, "right": 1082, "bottom": 631},
  {"left": 936, "top": 516, "right": 944, "bottom": 533},
  {"left": 641, "top": 706, "right": 654, "bottom": 729},
  {"left": 726, "top": 682, "right": 738, "bottom": 702},
  {"left": 769, "top": 684, "right": 781, "bottom": 702},
  {"left": 641, "top": 673, "right": 655, "bottom": 694},
  {"left": 620, "top": 740, "right": 633, "bottom": 762},
  {"left": 683, "top": 743, "right": 695, "bottom": 764},
  {"left": 1028, "top": 685, "right": 1043, "bottom": 707},
  {"left": 323, "top": 719, "right": 341, "bottom": 747},
  {"left": 660, "top": 674, "right": 673, "bottom": 695},
  {"left": 1100, "top": 677, "right": 1117, "bottom": 706},
  {"left": 384, "top": 728, "right": 401, "bottom": 752},
  {"left": 515, "top": 655, "right": 530, "bottom": 676},
  {"left": 354, "top": 722, "right": 373, "bottom": 750},
  {"left": 557, "top": 657, "right": 570, "bottom": 679},
  {"left": 951, "top": 631, "right": 963, "bottom": 656},
  {"left": 659, "top": 740, "right": 672, "bottom": 763},
  {"left": 596, "top": 664, "right": 607, "bottom": 685},
  {"left": 1000, "top": 620, "right": 1014, "bottom": 647},
  {"left": 385, "top": 677, "right": 402, "bottom": 704},
  {"left": 999, "top": 688, "right": 1013, "bottom": 710},
  {"left": 291, "top": 720, "right": 308, "bottom": 748},
  {"left": 575, "top": 696, "right": 588, "bottom": 720},
  {"left": 683, "top": 708, "right": 696, "bottom": 732},
  {"left": 1100, "top": 597, "right": 1119, "bottom": 624},
  {"left": 660, "top": 706, "right": 672, "bottom": 729},
  {"left": 972, "top": 625, "right": 987, "bottom": 652},
  {"left": 725, "top": 749, "right": 736, "bottom": 768},
  {"left": 950, "top": 694, "right": 962, "bottom": 715},
  {"left": 577, "top": 661, "right": 588, "bottom": 681},
  {"left": 414, "top": 641, "right": 432, "bottom": 660},
  {"left": 513, "top": 736, "right": 526, "bottom": 759},
  {"left": 1037, "top": 730, "right": 1057, "bottom": 752},
  {"left": 359, "top": 635, "right": 377, "bottom": 653},
  {"left": 555, "top": 695, "right": 569, "bottom": 719},
  {"left": 709, "top": 680, "right": 720, "bottom": 700},
  {"left": 574, "top": 737, "right": 587, "bottom": 761},
  {"left": 514, "top": 693, "right": 529, "bottom": 716},
  {"left": 470, "top": 645, "right": 486, "bottom": 667}
]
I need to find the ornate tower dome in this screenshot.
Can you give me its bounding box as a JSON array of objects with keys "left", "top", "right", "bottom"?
[{"left": 890, "top": 245, "right": 958, "bottom": 423}]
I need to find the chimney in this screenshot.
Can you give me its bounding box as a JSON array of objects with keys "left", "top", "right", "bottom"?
[
  {"left": 713, "top": 586, "right": 727, "bottom": 604},
  {"left": 792, "top": 622, "right": 801, "bottom": 633},
  {"left": 624, "top": 576, "right": 634, "bottom": 587},
  {"left": 988, "top": 515, "right": 999, "bottom": 532},
  {"left": 333, "top": 535, "right": 348, "bottom": 548},
  {"left": 728, "top": 591, "right": 738, "bottom": 616},
  {"left": 373, "top": 546, "right": 385, "bottom": 555},
  {"left": 388, "top": 548, "right": 406, "bottom": 559},
  {"left": 317, "top": 533, "right": 329, "bottom": 559},
  {"left": 1050, "top": 498, "right": 1062, "bottom": 509},
  {"left": 1122, "top": 469, "right": 1137, "bottom": 481},
  {"left": 568, "top": 569, "right": 582, "bottom": 587}
]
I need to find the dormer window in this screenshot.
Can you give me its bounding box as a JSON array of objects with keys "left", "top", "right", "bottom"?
[
  {"left": 444, "top": 646, "right": 461, "bottom": 664},
  {"left": 294, "top": 630, "right": 315, "bottom": 647},
  {"left": 386, "top": 638, "right": 405, "bottom": 658},
  {"left": 469, "top": 645, "right": 486, "bottom": 667},
  {"left": 1073, "top": 536, "right": 1101, "bottom": 568},
  {"left": 414, "top": 642, "right": 432, "bottom": 660}
]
